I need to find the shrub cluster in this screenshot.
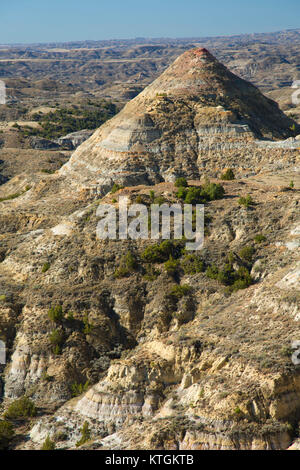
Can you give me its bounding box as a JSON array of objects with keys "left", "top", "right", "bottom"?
[
  {"left": 0, "top": 420, "right": 14, "bottom": 450},
  {"left": 141, "top": 240, "right": 184, "bottom": 264},
  {"left": 220, "top": 168, "right": 235, "bottom": 181},
  {"left": 4, "top": 397, "right": 37, "bottom": 420},
  {"left": 206, "top": 262, "right": 253, "bottom": 292},
  {"left": 114, "top": 252, "right": 138, "bottom": 278},
  {"left": 176, "top": 181, "right": 225, "bottom": 204}
]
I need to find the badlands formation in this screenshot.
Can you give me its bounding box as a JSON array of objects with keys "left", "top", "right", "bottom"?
[{"left": 0, "top": 48, "right": 299, "bottom": 450}]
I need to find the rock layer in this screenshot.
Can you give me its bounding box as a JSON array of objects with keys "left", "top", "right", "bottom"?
[{"left": 60, "top": 48, "right": 297, "bottom": 194}]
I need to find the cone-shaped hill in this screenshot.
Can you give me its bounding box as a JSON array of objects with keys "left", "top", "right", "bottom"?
[{"left": 60, "top": 48, "right": 297, "bottom": 192}]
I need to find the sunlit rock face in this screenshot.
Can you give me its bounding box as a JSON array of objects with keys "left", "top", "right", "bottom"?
[{"left": 60, "top": 48, "right": 296, "bottom": 194}]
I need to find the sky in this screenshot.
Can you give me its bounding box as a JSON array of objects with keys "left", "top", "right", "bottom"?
[{"left": 0, "top": 0, "right": 300, "bottom": 44}]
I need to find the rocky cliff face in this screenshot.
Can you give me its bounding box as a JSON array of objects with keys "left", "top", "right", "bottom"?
[
  {"left": 0, "top": 48, "right": 299, "bottom": 450},
  {"left": 60, "top": 48, "right": 297, "bottom": 196}
]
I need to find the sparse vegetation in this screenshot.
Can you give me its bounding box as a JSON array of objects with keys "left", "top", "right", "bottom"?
[
  {"left": 168, "top": 284, "right": 192, "bottom": 300},
  {"left": 111, "top": 183, "right": 124, "bottom": 194},
  {"left": 239, "top": 246, "right": 255, "bottom": 262},
  {"left": 41, "top": 435, "right": 56, "bottom": 450},
  {"left": 42, "top": 262, "right": 50, "bottom": 273},
  {"left": 114, "top": 252, "right": 138, "bottom": 278},
  {"left": 141, "top": 240, "right": 184, "bottom": 264},
  {"left": 181, "top": 254, "right": 205, "bottom": 275},
  {"left": 4, "top": 397, "right": 37, "bottom": 420},
  {"left": 22, "top": 102, "right": 117, "bottom": 139},
  {"left": 175, "top": 177, "right": 188, "bottom": 188},
  {"left": 70, "top": 380, "right": 89, "bottom": 397},
  {"left": 76, "top": 421, "right": 91, "bottom": 447},
  {"left": 176, "top": 181, "right": 225, "bottom": 204},
  {"left": 254, "top": 234, "right": 267, "bottom": 244},
  {"left": 238, "top": 194, "right": 254, "bottom": 207},
  {"left": 164, "top": 256, "right": 179, "bottom": 277},
  {"left": 0, "top": 420, "right": 14, "bottom": 450},
  {"left": 48, "top": 305, "right": 64, "bottom": 323},
  {"left": 221, "top": 168, "right": 235, "bottom": 180},
  {"left": 49, "top": 329, "right": 64, "bottom": 354}
]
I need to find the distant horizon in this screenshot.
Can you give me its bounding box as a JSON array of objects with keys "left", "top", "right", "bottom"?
[
  {"left": 1, "top": 0, "right": 300, "bottom": 45},
  {"left": 1, "top": 27, "right": 300, "bottom": 47}
]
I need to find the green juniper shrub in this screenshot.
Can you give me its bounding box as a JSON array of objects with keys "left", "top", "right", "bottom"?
[
  {"left": 175, "top": 177, "right": 188, "bottom": 188},
  {"left": 70, "top": 380, "right": 89, "bottom": 398},
  {"left": 48, "top": 305, "right": 64, "bottom": 323},
  {"left": 289, "top": 181, "right": 294, "bottom": 189},
  {"left": 83, "top": 314, "right": 94, "bottom": 335},
  {"left": 153, "top": 195, "right": 166, "bottom": 205},
  {"left": 238, "top": 194, "right": 254, "bottom": 208},
  {"left": 42, "top": 262, "right": 50, "bottom": 273},
  {"left": 239, "top": 246, "right": 255, "bottom": 262},
  {"left": 76, "top": 421, "right": 91, "bottom": 447},
  {"left": 4, "top": 397, "right": 37, "bottom": 420},
  {"left": 164, "top": 256, "right": 179, "bottom": 277},
  {"left": 141, "top": 240, "right": 184, "bottom": 264},
  {"left": 135, "top": 195, "right": 143, "bottom": 204},
  {"left": 149, "top": 190, "right": 155, "bottom": 202},
  {"left": 202, "top": 181, "right": 225, "bottom": 201},
  {"left": 169, "top": 284, "right": 192, "bottom": 301},
  {"left": 41, "top": 435, "right": 56, "bottom": 450},
  {"left": 181, "top": 254, "right": 205, "bottom": 275},
  {"left": 254, "top": 234, "right": 267, "bottom": 244},
  {"left": 206, "top": 262, "right": 253, "bottom": 292},
  {"left": 143, "top": 265, "right": 160, "bottom": 281},
  {"left": 114, "top": 252, "right": 138, "bottom": 278},
  {"left": 0, "top": 420, "right": 14, "bottom": 450},
  {"left": 49, "top": 329, "right": 64, "bottom": 354},
  {"left": 176, "top": 182, "right": 225, "bottom": 204},
  {"left": 111, "top": 183, "right": 124, "bottom": 194},
  {"left": 206, "top": 264, "right": 219, "bottom": 280},
  {"left": 221, "top": 168, "right": 235, "bottom": 181}
]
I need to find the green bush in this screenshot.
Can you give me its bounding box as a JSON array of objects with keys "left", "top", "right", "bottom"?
[
  {"left": 49, "top": 329, "right": 64, "bottom": 353},
  {"left": 76, "top": 421, "right": 91, "bottom": 447},
  {"left": 0, "top": 420, "right": 14, "bottom": 450},
  {"left": 221, "top": 168, "right": 235, "bottom": 180},
  {"left": 41, "top": 435, "right": 56, "bottom": 450},
  {"left": 202, "top": 181, "right": 225, "bottom": 201},
  {"left": 149, "top": 190, "right": 155, "bottom": 202},
  {"left": 206, "top": 264, "right": 219, "bottom": 280},
  {"left": 254, "top": 234, "right": 266, "bottom": 244},
  {"left": 143, "top": 265, "right": 160, "bottom": 281},
  {"left": 239, "top": 246, "right": 255, "bottom": 262},
  {"left": 206, "top": 262, "right": 253, "bottom": 292},
  {"left": 42, "top": 262, "right": 50, "bottom": 273},
  {"left": 164, "top": 257, "right": 179, "bottom": 277},
  {"left": 71, "top": 380, "right": 89, "bottom": 397},
  {"left": 48, "top": 305, "right": 64, "bottom": 323},
  {"left": 238, "top": 194, "right": 253, "bottom": 207},
  {"left": 176, "top": 182, "right": 225, "bottom": 204},
  {"left": 114, "top": 252, "right": 138, "bottom": 278},
  {"left": 175, "top": 177, "right": 188, "bottom": 188},
  {"left": 4, "top": 397, "right": 37, "bottom": 420},
  {"left": 181, "top": 254, "right": 204, "bottom": 275},
  {"left": 83, "top": 314, "right": 94, "bottom": 335},
  {"left": 169, "top": 284, "right": 192, "bottom": 300},
  {"left": 141, "top": 240, "right": 183, "bottom": 264},
  {"left": 21, "top": 102, "right": 117, "bottom": 140},
  {"left": 111, "top": 183, "right": 124, "bottom": 194}
]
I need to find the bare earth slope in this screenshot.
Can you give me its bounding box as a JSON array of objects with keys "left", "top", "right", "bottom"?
[{"left": 60, "top": 48, "right": 298, "bottom": 195}]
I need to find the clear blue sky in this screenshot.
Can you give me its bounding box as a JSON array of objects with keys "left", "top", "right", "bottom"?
[{"left": 1, "top": 0, "right": 300, "bottom": 44}]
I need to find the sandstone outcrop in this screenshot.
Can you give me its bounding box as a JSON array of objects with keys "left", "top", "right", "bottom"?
[{"left": 60, "top": 48, "right": 297, "bottom": 195}]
